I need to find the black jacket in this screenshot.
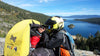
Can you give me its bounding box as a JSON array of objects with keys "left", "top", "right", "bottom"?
[
  {"left": 45, "top": 30, "right": 63, "bottom": 48},
  {"left": 43, "top": 30, "right": 64, "bottom": 56},
  {"left": 37, "top": 29, "right": 72, "bottom": 56}
]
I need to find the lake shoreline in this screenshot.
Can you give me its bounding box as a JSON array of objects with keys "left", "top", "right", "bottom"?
[
  {"left": 75, "top": 18, "right": 100, "bottom": 25},
  {"left": 64, "top": 20, "right": 100, "bottom": 38}
]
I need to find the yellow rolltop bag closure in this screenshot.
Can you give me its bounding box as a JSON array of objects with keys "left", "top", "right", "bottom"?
[{"left": 4, "top": 19, "right": 40, "bottom": 56}]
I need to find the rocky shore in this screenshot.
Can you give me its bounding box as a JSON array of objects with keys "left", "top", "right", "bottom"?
[
  {"left": 0, "top": 38, "right": 5, "bottom": 56},
  {"left": 0, "top": 38, "right": 99, "bottom": 56},
  {"left": 74, "top": 49, "right": 99, "bottom": 56}
]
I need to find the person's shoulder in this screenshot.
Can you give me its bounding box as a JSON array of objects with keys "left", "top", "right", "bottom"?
[
  {"left": 55, "top": 30, "right": 64, "bottom": 38},
  {"left": 58, "top": 29, "right": 66, "bottom": 34}
]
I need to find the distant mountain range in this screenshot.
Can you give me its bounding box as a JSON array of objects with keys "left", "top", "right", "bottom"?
[
  {"left": 61, "top": 15, "right": 100, "bottom": 19},
  {"left": 75, "top": 18, "right": 100, "bottom": 25}
]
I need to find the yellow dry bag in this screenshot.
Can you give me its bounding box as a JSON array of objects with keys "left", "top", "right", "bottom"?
[{"left": 4, "top": 19, "right": 40, "bottom": 56}]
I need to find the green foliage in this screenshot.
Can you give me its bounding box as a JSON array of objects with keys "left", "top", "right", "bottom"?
[
  {"left": 75, "top": 34, "right": 87, "bottom": 50},
  {"left": 0, "top": 1, "right": 50, "bottom": 24},
  {"left": 75, "top": 31, "right": 100, "bottom": 52},
  {"left": 86, "top": 35, "right": 94, "bottom": 51},
  {"left": 0, "top": 31, "right": 6, "bottom": 37},
  {"left": 68, "top": 24, "right": 75, "bottom": 29},
  {"left": 95, "top": 30, "right": 100, "bottom": 37}
]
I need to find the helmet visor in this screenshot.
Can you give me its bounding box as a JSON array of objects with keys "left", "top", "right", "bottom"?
[{"left": 45, "top": 19, "right": 56, "bottom": 25}]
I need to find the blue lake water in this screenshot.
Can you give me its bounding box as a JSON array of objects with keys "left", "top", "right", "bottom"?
[{"left": 64, "top": 19, "right": 100, "bottom": 38}]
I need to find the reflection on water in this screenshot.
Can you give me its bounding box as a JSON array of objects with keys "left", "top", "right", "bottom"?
[{"left": 64, "top": 20, "right": 100, "bottom": 38}]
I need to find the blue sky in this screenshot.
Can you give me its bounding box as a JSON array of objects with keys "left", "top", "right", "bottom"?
[{"left": 2, "top": 0, "right": 100, "bottom": 16}]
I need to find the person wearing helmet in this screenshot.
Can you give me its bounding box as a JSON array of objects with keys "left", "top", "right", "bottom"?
[{"left": 42, "top": 16, "right": 72, "bottom": 56}]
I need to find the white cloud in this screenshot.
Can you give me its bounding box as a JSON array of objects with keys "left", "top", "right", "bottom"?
[
  {"left": 18, "top": 4, "right": 33, "bottom": 7},
  {"left": 44, "top": 12, "right": 79, "bottom": 16},
  {"left": 8, "top": 2, "right": 15, "bottom": 5},
  {"left": 44, "top": 9, "right": 100, "bottom": 16},
  {"left": 39, "top": 0, "right": 54, "bottom": 3}
]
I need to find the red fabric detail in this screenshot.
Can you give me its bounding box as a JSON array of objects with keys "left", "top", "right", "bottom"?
[{"left": 30, "top": 36, "right": 41, "bottom": 48}]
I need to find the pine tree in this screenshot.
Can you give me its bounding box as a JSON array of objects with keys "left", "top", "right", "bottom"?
[{"left": 95, "top": 31, "right": 100, "bottom": 37}]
